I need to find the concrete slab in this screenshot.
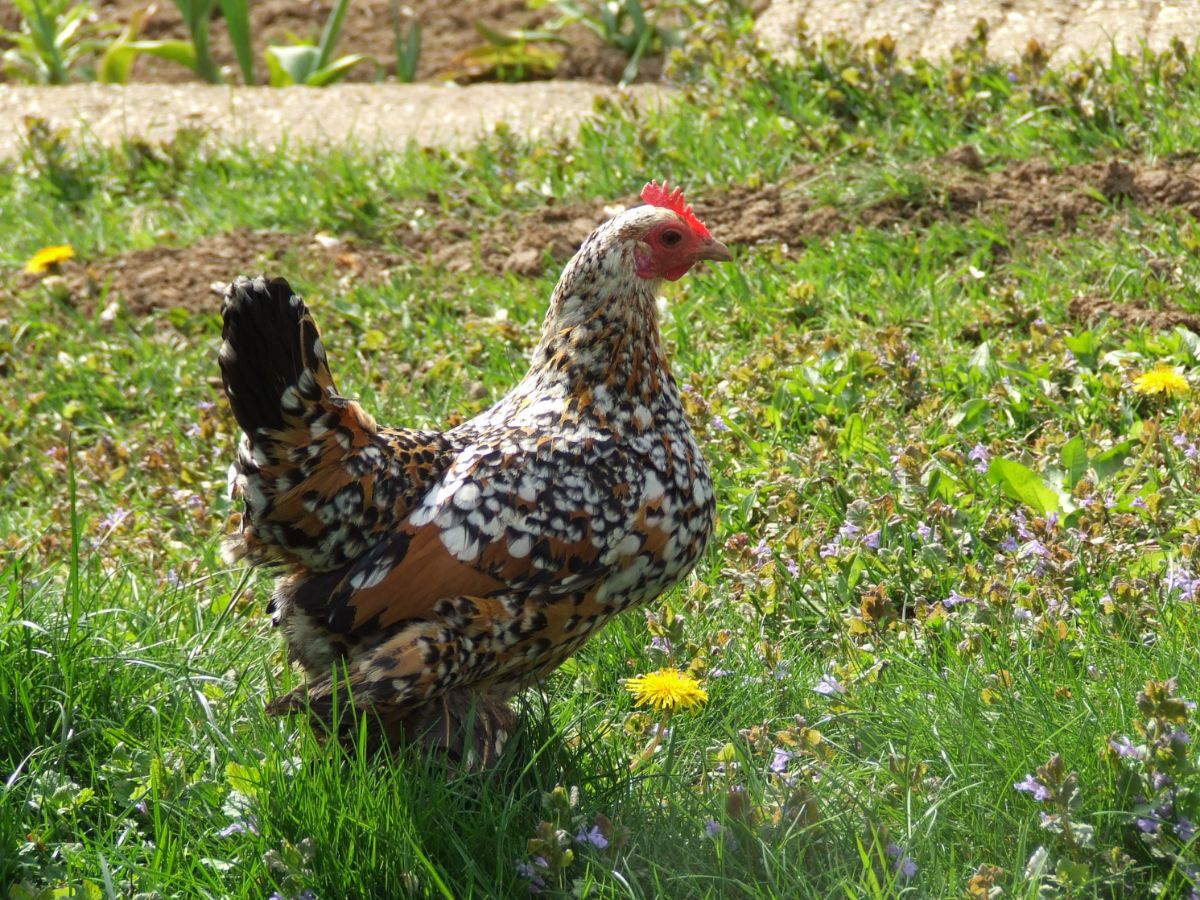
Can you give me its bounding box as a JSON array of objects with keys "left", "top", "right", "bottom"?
[
  {"left": 757, "top": 0, "right": 1200, "bottom": 62},
  {"left": 0, "top": 82, "right": 668, "bottom": 158}
]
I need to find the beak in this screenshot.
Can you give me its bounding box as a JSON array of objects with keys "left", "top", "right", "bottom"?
[{"left": 694, "top": 237, "right": 733, "bottom": 263}]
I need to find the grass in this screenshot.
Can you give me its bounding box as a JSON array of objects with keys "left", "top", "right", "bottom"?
[{"left": 4, "top": 19, "right": 1200, "bottom": 898}]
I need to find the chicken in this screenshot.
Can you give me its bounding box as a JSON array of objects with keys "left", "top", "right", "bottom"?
[{"left": 218, "top": 181, "right": 731, "bottom": 766}]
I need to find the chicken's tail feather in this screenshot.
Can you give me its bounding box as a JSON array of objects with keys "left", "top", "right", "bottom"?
[{"left": 219, "top": 275, "right": 332, "bottom": 439}]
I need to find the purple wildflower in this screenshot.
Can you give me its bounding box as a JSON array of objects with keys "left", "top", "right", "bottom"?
[
  {"left": 819, "top": 537, "right": 842, "bottom": 559},
  {"left": 1138, "top": 816, "right": 1162, "bottom": 834},
  {"left": 196, "top": 400, "right": 215, "bottom": 410},
  {"left": 576, "top": 825, "right": 608, "bottom": 850},
  {"left": 1166, "top": 570, "right": 1200, "bottom": 601},
  {"left": 1014, "top": 774, "right": 1051, "bottom": 801},
  {"left": 943, "top": 589, "right": 972, "bottom": 609},
  {"left": 218, "top": 815, "right": 259, "bottom": 837},
  {"left": 1176, "top": 818, "right": 1196, "bottom": 842},
  {"left": 752, "top": 538, "right": 772, "bottom": 569},
  {"left": 865, "top": 530, "right": 881, "bottom": 550},
  {"left": 1172, "top": 727, "right": 1192, "bottom": 745},
  {"left": 969, "top": 443, "right": 990, "bottom": 473},
  {"left": 886, "top": 843, "right": 917, "bottom": 878},
  {"left": 785, "top": 558, "right": 800, "bottom": 577},
  {"left": 711, "top": 416, "right": 730, "bottom": 433},
  {"left": 99, "top": 507, "right": 130, "bottom": 531},
  {"left": 839, "top": 521, "right": 861, "bottom": 540},
  {"left": 1013, "top": 510, "right": 1034, "bottom": 540},
  {"left": 769, "top": 748, "right": 792, "bottom": 774},
  {"left": 1019, "top": 539, "right": 1049, "bottom": 559},
  {"left": 814, "top": 674, "right": 845, "bottom": 697},
  {"left": 704, "top": 819, "right": 723, "bottom": 838},
  {"left": 648, "top": 635, "right": 672, "bottom": 655},
  {"left": 1108, "top": 735, "right": 1143, "bottom": 759},
  {"left": 515, "top": 860, "right": 546, "bottom": 892},
  {"left": 916, "top": 521, "right": 933, "bottom": 542},
  {"left": 1000, "top": 535, "right": 1019, "bottom": 553}
]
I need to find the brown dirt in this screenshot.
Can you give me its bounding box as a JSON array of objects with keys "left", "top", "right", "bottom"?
[
  {"left": 15, "top": 154, "right": 1200, "bottom": 319},
  {"left": 424, "top": 154, "right": 1200, "bottom": 277},
  {"left": 1068, "top": 295, "right": 1200, "bottom": 334},
  {"left": 1, "top": 0, "right": 647, "bottom": 85},
  {"left": 15, "top": 229, "right": 406, "bottom": 316}
]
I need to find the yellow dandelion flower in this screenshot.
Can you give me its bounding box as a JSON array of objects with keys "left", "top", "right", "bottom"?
[
  {"left": 1133, "top": 365, "right": 1190, "bottom": 399},
  {"left": 24, "top": 244, "right": 74, "bottom": 275},
  {"left": 625, "top": 667, "right": 708, "bottom": 713}
]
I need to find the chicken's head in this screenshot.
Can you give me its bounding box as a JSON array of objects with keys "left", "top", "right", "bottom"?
[{"left": 627, "top": 181, "right": 731, "bottom": 282}]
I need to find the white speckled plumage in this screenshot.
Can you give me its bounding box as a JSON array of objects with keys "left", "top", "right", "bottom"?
[{"left": 218, "top": 184, "right": 730, "bottom": 766}]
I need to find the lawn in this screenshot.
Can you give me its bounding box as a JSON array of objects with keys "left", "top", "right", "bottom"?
[{"left": 3, "top": 20, "right": 1200, "bottom": 898}]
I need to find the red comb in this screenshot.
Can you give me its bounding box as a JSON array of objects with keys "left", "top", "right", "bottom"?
[{"left": 641, "top": 180, "right": 710, "bottom": 239}]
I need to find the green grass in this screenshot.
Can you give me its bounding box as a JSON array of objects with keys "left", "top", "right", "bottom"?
[{"left": 4, "top": 22, "right": 1200, "bottom": 898}]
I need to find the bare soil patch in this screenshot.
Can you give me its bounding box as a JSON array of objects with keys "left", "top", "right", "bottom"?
[
  {"left": 1069, "top": 295, "right": 1200, "bottom": 334},
  {"left": 438, "top": 154, "right": 1200, "bottom": 276},
  {"left": 14, "top": 154, "right": 1200, "bottom": 319},
  {"left": 15, "top": 229, "right": 405, "bottom": 316}
]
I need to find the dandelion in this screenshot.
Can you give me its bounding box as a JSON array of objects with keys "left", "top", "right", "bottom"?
[
  {"left": 23, "top": 244, "right": 74, "bottom": 274},
  {"left": 1133, "top": 365, "right": 1190, "bottom": 399},
  {"left": 626, "top": 668, "right": 708, "bottom": 713},
  {"left": 626, "top": 668, "right": 707, "bottom": 770}
]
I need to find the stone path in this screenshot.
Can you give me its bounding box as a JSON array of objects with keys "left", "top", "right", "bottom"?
[
  {"left": 757, "top": 0, "right": 1200, "bottom": 63},
  {"left": 0, "top": 82, "right": 666, "bottom": 158}
]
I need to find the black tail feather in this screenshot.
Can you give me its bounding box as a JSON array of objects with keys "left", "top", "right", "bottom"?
[{"left": 219, "top": 275, "right": 330, "bottom": 439}]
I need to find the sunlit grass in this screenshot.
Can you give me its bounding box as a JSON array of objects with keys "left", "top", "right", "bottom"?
[{"left": 4, "top": 25, "right": 1200, "bottom": 899}]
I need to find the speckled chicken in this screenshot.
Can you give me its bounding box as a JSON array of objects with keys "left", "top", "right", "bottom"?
[{"left": 219, "top": 182, "right": 730, "bottom": 766}]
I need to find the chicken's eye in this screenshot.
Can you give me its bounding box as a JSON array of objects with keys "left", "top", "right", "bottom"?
[{"left": 659, "top": 229, "right": 683, "bottom": 247}]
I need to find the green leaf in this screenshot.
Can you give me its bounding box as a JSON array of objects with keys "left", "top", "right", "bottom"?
[
  {"left": 1093, "top": 440, "right": 1134, "bottom": 482},
  {"left": 949, "top": 397, "right": 989, "bottom": 430},
  {"left": 265, "top": 43, "right": 319, "bottom": 86},
  {"left": 968, "top": 340, "right": 993, "bottom": 374},
  {"left": 987, "top": 458, "right": 1060, "bottom": 515},
  {"left": 306, "top": 53, "right": 374, "bottom": 87},
  {"left": 1060, "top": 436, "right": 1088, "bottom": 489},
  {"left": 316, "top": 0, "right": 351, "bottom": 70},
  {"left": 926, "top": 468, "right": 962, "bottom": 506},
  {"left": 1063, "top": 331, "right": 1098, "bottom": 368},
  {"left": 217, "top": 0, "right": 254, "bottom": 83},
  {"left": 117, "top": 39, "right": 202, "bottom": 76},
  {"left": 839, "top": 413, "right": 880, "bottom": 459}
]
